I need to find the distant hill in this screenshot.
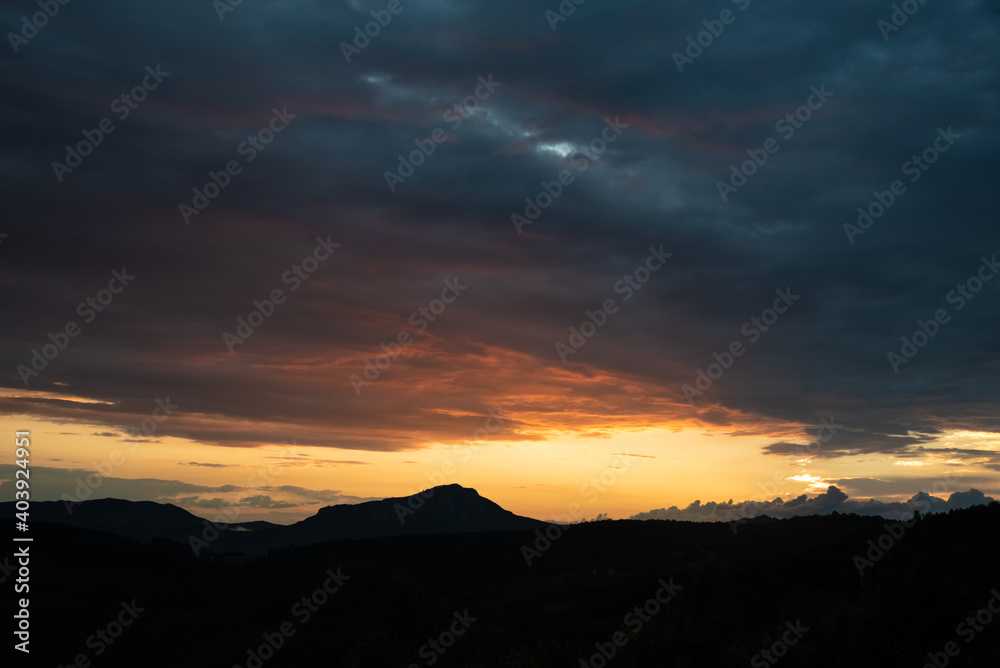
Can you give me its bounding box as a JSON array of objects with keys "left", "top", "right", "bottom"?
[
  {"left": 0, "top": 484, "right": 547, "bottom": 554},
  {"left": 0, "top": 497, "right": 206, "bottom": 543},
  {"left": 223, "top": 520, "right": 283, "bottom": 531}
]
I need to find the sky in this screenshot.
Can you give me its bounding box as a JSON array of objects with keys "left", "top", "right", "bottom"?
[{"left": 1, "top": 0, "right": 999, "bottom": 524}]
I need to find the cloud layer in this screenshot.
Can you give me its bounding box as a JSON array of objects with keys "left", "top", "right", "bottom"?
[{"left": 1, "top": 0, "right": 998, "bottom": 470}]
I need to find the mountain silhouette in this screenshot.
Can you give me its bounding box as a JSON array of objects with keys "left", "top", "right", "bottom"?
[
  {"left": 0, "top": 484, "right": 547, "bottom": 554},
  {"left": 276, "top": 483, "right": 545, "bottom": 542}
]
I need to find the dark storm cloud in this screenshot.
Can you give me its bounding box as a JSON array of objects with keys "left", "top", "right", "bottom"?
[
  {"left": 1, "top": 0, "right": 998, "bottom": 458},
  {"left": 760, "top": 428, "right": 940, "bottom": 458}
]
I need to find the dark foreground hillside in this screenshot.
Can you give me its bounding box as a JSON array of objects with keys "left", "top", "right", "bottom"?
[{"left": 5, "top": 503, "right": 999, "bottom": 668}]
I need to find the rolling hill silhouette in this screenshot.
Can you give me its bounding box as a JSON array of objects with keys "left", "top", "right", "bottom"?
[{"left": 6, "top": 500, "right": 999, "bottom": 667}]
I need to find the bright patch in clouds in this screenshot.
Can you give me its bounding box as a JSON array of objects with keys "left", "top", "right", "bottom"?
[
  {"left": 788, "top": 474, "right": 829, "bottom": 491},
  {"left": 536, "top": 141, "right": 577, "bottom": 158}
]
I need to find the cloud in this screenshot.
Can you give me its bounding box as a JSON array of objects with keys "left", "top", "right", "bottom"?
[
  {"left": 761, "top": 429, "right": 940, "bottom": 459},
  {"left": 830, "top": 475, "right": 999, "bottom": 497},
  {"left": 630, "top": 485, "right": 997, "bottom": 523},
  {"left": 0, "top": 0, "right": 997, "bottom": 467},
  {"left": 181, "top": 462, "right": 232, "bottom": 468},
  {"left": 262, "top": 457, "right": 371, "bottom": 468},
  {"left": 235, "top": 495, "right": 298, "bottom": 509},
  {"left": 259, "top": 485, "right": 379, "bottom": 505},
  {"left": 0, "top": 465, "right": 243, "bottom": 502},
  {"left": 169, "top": 496, "right": 231, "bottom": 509},
  {"left": 169, "top": 494, "right": 301, "bottom": 510},
  {"left": 0, "top": 464, "right": 379, "bottom": 516}
]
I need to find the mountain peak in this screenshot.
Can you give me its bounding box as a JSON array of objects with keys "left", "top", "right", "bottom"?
[
  {"left": 289, "top": 484, "right": 544, "bottom": 549},
  {"left": 420, "top": 483, "right": 481, "bottom": 496}
]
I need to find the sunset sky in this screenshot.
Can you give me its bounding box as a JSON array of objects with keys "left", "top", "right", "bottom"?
[{"left": 2, "top": 0, "right": 999, "bottom": 523}]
